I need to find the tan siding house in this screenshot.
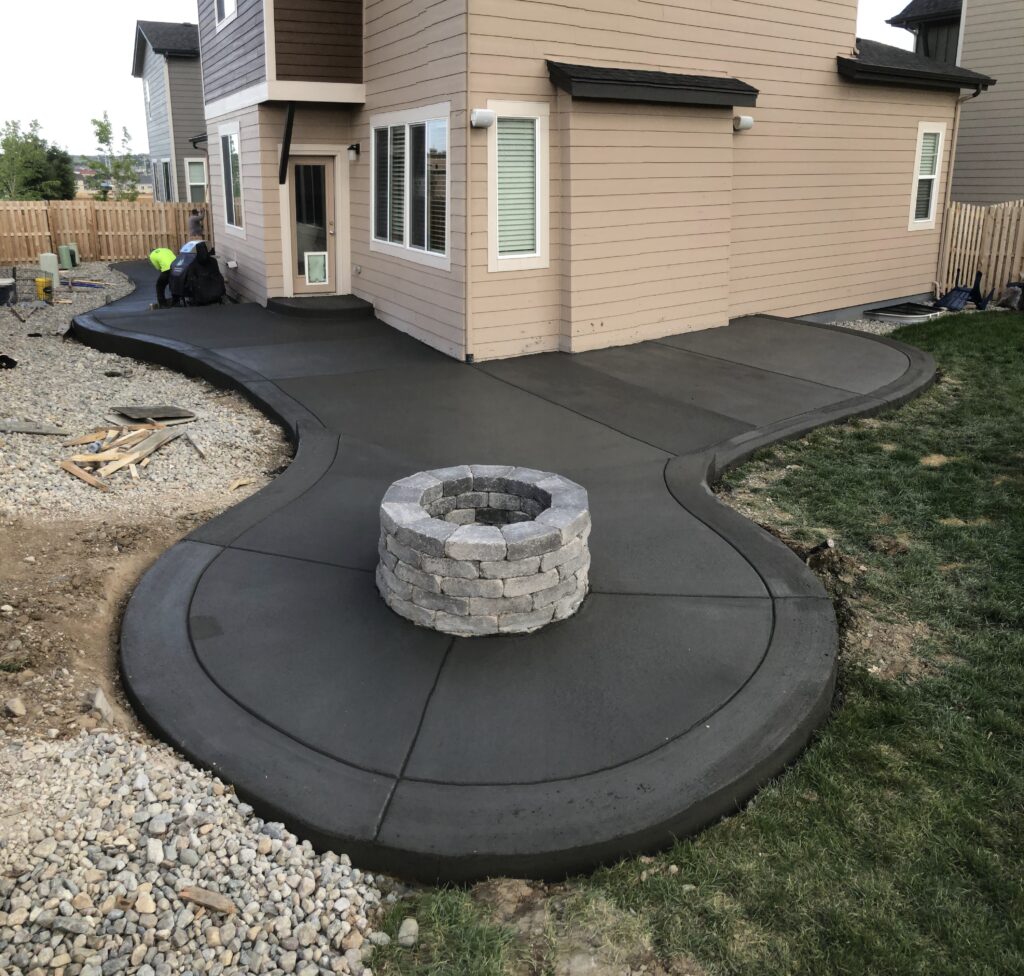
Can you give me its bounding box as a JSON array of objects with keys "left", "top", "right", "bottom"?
[{"left": 197, "top": 0, "right": 992, "bottom": 361}]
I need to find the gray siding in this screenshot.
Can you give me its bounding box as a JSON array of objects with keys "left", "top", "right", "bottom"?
[
  {"left": 200, "top": 0, "right": 267, "bottom": 105},
  {"left": 953, "top": 0, "right": 1024, "bottom": 204},
  {"left": 915, "top": 21, "right": 960, "bottom": 64},
  {"left": 168, "top": 56, "right": 208, "bottom": 202},
  {"left": 141, "top": 45, "right": 172, "bottom": 199}
]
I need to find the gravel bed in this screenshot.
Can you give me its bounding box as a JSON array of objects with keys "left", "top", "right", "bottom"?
[
  {"left": 0, "top": 731, "right": 396, "bottom": 976},
  {"left": 1, "top": 263, "right": 290, "bottom": 519},
  {"left": 822, "top": 317, "right": 904, "bottom": 336}
]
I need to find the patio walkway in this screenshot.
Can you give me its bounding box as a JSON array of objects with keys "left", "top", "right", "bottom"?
[{"left": 72, "top": 263, "right": 935, "bottom": 881}]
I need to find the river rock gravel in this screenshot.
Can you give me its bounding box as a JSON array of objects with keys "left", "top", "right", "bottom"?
[
  {"left": 1, "top": 262, "right": 290, "bottom": 520},
  {"left": 0, "top": 731, "right": 391, "bottom": 976}
]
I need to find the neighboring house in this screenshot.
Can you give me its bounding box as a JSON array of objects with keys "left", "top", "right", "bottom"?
[
  {"left": 132, "top": 21, "right": 208, "bottom": 205},
  {"left": 199, "top": 0, "right": 992, "bottom": 361},
  {"left": 888, "top": 0, "right": 963, "bottom": 62},
  {"left": 890, "top": 0, "right": 1022, "bottom": 205}
]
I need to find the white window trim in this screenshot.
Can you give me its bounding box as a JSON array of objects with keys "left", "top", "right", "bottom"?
[
  {"left": 369, "top": 102, "right": 452, "bottom": 272},
  {"left": 908, "top": 121, "right": 946, "bottom": 232},
  {"left": 218, "top": 121, "right": 245, "bottom": 238},
  {"left": 487, "top": 100, "right": 550, "bottom": 274},
  {"left": 160, "top": 158, "right": 175, "bottom": 202},
  {"left": 214, "top": 0, "right": 238, "bottom": 31},
  {"left": 184, "top": 156, "right": 208, "bottom": 204}
]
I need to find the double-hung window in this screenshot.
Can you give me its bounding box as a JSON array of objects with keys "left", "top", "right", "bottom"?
[
  {"left": 220, "top": 125, "right": 244, "bottom": 232},
  {"left": 909, "top": 122, "right": 945, "bottom": 231},
  {"left": 487, "top": 101, "right": 549, "bottom": 272},
  {"left": 371, "top": 103, "right": 449, "bottom": 269},
  {"left": 185, "top": 157, "right": 208, "bottom": 204}
]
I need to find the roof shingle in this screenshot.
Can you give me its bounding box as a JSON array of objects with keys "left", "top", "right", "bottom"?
[
  {"left": 132, "top": 21, "right": 199, "bottom": 77},
  {"left": 838, "top": 38, "right": 994, "bottom": 92},
  {"left": 888, "top": 0, "right": 962, "bottom": 28}
]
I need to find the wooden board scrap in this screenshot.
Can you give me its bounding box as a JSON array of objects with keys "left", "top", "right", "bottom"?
[
  {"left": 0, "top": 422, "right": 67, "bottom": 436},
  {"left": 59, "top": 460, "right": 110, "bottom": 492},
  {"left": 114, "top": 405, "right": 196, "bottom": 421}
]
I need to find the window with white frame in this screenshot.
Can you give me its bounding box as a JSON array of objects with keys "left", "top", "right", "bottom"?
[
  {"left": 487, "top": 101, "right": 549, "bottom": 272},
  {"left": 371, "top": 104, "right": 449, "bottom": 266},
  {"left": 161, "top": 159, "right": 173, "bottom": 202},
  {"left": 909, "top": 122, "right": 945, "bottom": 231},
  {"left": 220, "top": 128, "right": 244, "bottom": 230},
  {"left": 215, "top": 0, "right": 237, "bottom": 27},
  {"left": 185, "top": 157, "right": 207, "bottom": 203}
]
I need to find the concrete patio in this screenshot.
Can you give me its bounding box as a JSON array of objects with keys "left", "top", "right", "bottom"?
[{"left": 71, "top": 263, "right": 935, "bottom": 882}]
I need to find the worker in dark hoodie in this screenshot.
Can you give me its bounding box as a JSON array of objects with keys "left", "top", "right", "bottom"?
[{"left": 148, "top": 247, "right": 177, "bottom": 308}]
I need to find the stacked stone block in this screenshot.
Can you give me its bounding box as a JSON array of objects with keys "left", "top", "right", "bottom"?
[{"left": 376, "top": 465, "right": 590, "bottom": 636}]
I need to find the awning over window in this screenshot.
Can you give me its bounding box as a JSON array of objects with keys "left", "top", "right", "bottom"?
[{"left": 546, "top": 61, "right": 758, "bottom": 108}]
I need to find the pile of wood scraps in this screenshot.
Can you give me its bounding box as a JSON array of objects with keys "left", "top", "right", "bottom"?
[{"left": 58, "top": 405, "right": 200, "bottom": 493}]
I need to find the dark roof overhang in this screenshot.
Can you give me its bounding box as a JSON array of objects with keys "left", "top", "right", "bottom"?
[
  {"left": 888, "top": 0, "right": 962, "bottom": 29},
  {"left": 546, "top": 60, "right": 758, "bottom": 108},
  {"left": 837, "top": 38, "right": 994, "bottom": 93}
]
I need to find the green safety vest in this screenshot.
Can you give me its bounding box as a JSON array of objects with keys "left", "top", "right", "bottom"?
[{"left": 149, "top": 248, "right": 176, "bottom": 273}]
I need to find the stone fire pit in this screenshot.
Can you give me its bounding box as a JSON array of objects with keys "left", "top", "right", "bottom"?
[{"left": 376, "top": 465, "right": 590, "bottom": 636}]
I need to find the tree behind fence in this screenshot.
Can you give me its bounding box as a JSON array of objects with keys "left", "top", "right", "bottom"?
[
  {"left": 938, "top": 199, "right": 1024, "bottom": 295},
  {"left": 0, "top": 201, "right": 212, "bottom": 264}
]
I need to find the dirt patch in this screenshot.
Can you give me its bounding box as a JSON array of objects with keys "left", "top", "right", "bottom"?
[
  {"left": 470, "top": 878, "right": 706, "bottom": 976},
  {"left": 920, "top": 454, "right": 953, "bottom": 468},
  {"left": 0, "top": 512, "right": 215, "bottom": 737}
]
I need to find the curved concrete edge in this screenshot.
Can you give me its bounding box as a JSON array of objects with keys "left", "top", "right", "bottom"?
[
  {"left": 374, "top": 596, "right": 837, "bottom": 881},
  {"left": 70, "top": 312, "right": 342, "bottom": 550},
  {"left": 664, "top": 323, "right": 937, "bottom": 602},
  {"left": 72, "top": 296, "right": 934, "bottom": 881}
]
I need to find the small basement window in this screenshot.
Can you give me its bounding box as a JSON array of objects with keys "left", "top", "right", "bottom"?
[{"left": 909, "top": 122, "right": 945, "bottom": 231}]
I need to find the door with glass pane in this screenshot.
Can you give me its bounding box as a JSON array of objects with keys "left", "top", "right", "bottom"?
[{"left": 289, "top": 156, "right": 336, "bottom": 295}]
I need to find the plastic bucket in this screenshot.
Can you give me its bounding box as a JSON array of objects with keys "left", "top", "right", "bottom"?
[
  {"left": 35, "top": 277, "right": 53, "bottom": 302},
  {"left": 0, "top": 278, "right": 14, "bottom": 305}
]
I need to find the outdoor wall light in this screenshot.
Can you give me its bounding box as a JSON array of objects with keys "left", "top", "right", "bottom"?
[
  {"left": 471, "top": 109, "right": 496, "bottom": 129},
  {"left": 347, "top": 143, "right": 361, "bottom": 162},
  {"left": 733, "top": 115, "right": 755, "bottom": 132}
]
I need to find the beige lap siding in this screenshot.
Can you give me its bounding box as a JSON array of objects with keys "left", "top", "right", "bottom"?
[
  {"left": 207, "top": 106, "right": 275, "bottom": 304},
  {"left": 349, "top": 0, "right": 470, "bottom": 360},
  {"left": 466, "top": 0, "right": 958, "bottom": 359},
  {"left": 561, "top": 100, "right": 732, "bottom": 353}
]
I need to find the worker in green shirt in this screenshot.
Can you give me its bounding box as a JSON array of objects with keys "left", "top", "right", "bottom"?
[{"left": 148, "top": 247, "right": 177, "bottom": 308}]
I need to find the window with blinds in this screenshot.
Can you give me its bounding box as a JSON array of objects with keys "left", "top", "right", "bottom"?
[
  {"left": 372, "top": 116, "right": 447, "bottom": 258},
  {"left": 910, "top": 125, "right": 943, "bottom": 229},
  {"left": 496, "top": 118, "right": 538, "bottom": 256}
]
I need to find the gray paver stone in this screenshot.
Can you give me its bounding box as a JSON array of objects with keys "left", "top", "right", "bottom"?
[
  {"left": 501, "top": 521, "right": 562, "bottom": 560},
  {"left": 468, "top": 594, "right": 534, "bottom": 615},
  {"left": 382, "top": 484, "right": 426, "bottom": 506},
  {"left": 394, "top": 472, "right": 444, "bottom": 504},
  {"left": 446, "top": 524, "right": 507, "bottom": 561},
  {"left": 532, "top": 575, "right": 582, "bottom": 609},
  {"left": 411, "top": 587, "right": 470, "bottom": 616},
  {"left": 434, "top": 612, "right": 499, "bottom": 636},
  {"left": 499, "top": 605, "right": 556, "bottom": 633},
  {"left": 445, "top": 508, "right": 477, "bottom": 525},
  {"left": 395, "top": 517, "right": 458, "bottom": 557},
  {"left": 386, "top": 533, "right": 422, "bottom": 567},
  {"left": 385, "top": 593, "right": 436, "bottom": 628},
  {"left": 380, "top": 502, "right": 427, "bottom": 535},
  {"left": 478, "top": 556, "right": 541, "bottom": 579},
  {"left": 456, "top": 492, "right": 488, "bottom": 509},
  {"left": 488, "top": 492, "right": 522, "bottom": 511},
  {"left": 552, "top": 591, "right": 585, "bottom": 621},
  {"left": 540, "top": 536, "right": 584, "bottom": 572},
  {"left": 469, "top": 465, "right": 515, "bottom": 490},
  {"left": 503, "top": 568, "right": 560, "bottom": 598},
  {"left": 376, "top": 564, "right": 414, "bottom": 602},
  {"left": 428, "top": 465, "right": 473, "bottom": 495},
  {"left": 395, "top": 562, "right": 442, "bottom": 594},
  {"left": 536, "top": 506, "right": 591, "bottom": 544},
  {"left": 558, "top": 549, "right": 591, "bottom": 580},
  {"left": 441, "top": 576, "right": 504, "bottom": 598},
  {"left": 419, "top": 554, "right": 479, "bottom": 579}
]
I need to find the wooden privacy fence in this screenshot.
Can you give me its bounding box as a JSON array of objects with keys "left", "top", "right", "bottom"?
[
  {"left": 0, "top": 201, "right": 211, "bottom": 264},
  {"left": 937, "top": 199, "right": 1024, "bottom": 295}
]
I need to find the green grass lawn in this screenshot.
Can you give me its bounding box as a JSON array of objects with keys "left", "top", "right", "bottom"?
[{"left": 373, "top": 312, "right": 1024, "bottom": 976}]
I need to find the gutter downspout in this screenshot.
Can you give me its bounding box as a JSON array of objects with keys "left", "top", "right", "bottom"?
[
  {"left": 463, "top": 3, "right": 473, "bottom": 363},
  {"left": 278, "top": 102, "right": 295, "bottom": 185},
  {"left": 935, "top": 84, "right": 984, "bottom": 294}
]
